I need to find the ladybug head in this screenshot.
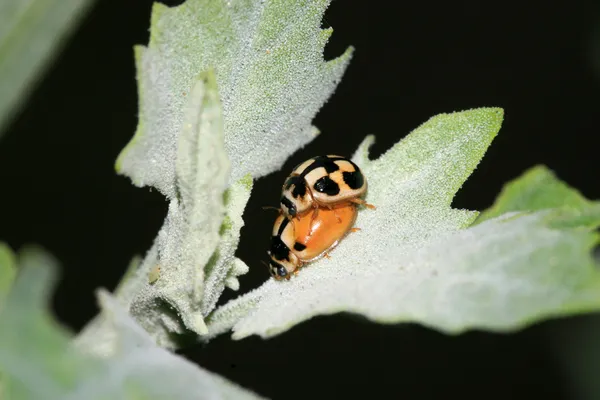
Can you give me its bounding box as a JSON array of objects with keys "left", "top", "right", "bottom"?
[
  {"left": 280, "top": 176, "right": 312, "bottom": 218},
  {"left": 269, "top": 260, "right": 290, "bottom": 280}
]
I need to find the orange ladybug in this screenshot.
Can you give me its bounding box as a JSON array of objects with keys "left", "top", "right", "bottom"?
[
  {"left": 279, "top": 155, "right": 375, "bottom": 220},
  {"left": 267, "top": 203, "right": 359, "bottom": 280}
]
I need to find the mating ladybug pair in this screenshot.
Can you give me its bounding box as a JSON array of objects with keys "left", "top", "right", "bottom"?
[{"left": 267, "top": 155, "right": 375, "bottom": 280}]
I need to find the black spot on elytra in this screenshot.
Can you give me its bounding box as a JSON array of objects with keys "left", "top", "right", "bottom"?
[
  {"left": 269, "top": 218, "right": 292, "bottom": 260},
  {"left": 285, "top": 176, "right": 307, "bottom": 198},
  {"left": 313, "top": 176, "right": 340, "bottom": 196},
  {"left": 343, "top": 170, "right": 364, "bottom": 189},
  {"left": 300, "top": 155, "right": 342, "bottom": 177},
  {"left": 270, "top": 236, "right": 290, "bottom": 261},
  {"left": 319, "top": 157, "right": 341, "bottom": 174},
  {"left": 294, "top": 242, "right": 307, "bottom": 251}
]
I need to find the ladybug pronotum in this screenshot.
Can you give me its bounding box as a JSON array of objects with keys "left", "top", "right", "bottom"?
[
  {"left": 279, "top": 155, "right": 375, "bottom": 219},
  {"left": 268, "top": 203, "right": 359, "bottom": 280}
]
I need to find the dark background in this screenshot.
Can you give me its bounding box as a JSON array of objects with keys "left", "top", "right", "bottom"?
[{"left": 1, "top": 0, "right": 599, "bottom": 399}]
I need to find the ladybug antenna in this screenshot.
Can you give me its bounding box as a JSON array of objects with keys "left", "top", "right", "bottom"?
[
  {"left": 261, "top": 206, "right": 281, "bottom": 213},
  {"left": 261, "top": 260, "right": 270, "bottom": 269}
]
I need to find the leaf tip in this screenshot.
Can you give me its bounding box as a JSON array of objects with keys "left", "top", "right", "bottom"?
[
  {"left": 149, "top": 2, "right": 170, "bottom": 45},
  {"left": 472, "top": 106, "right": 504, "bottom": 136},
  {"left": 11, "top": 245, "right": 60, "bottom": 310},
  {"left": 352, "top": 134, "right": 376, "bottom": 164},
  {"left": 318, "top": 27, "right": 333, "bottom": 49},
  {"left": 225, "top": 276, "right": 240, "bottom": 291},
  {"left": 230, "top": 330, "right": 246, "bottom": 341},
  {"left": 485, "top": 106, "right": 504, "bottom": 127},
  {"left": 341, "top": 45, "right": 355, "bottom": 61},
  {"left": 0, "top": 242, "right": 16, "bottom": 269},
  {"left": 194, "top": 314, "right": 209, "bottom": 335}
]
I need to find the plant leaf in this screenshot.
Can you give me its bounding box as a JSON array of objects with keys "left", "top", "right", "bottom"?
[
  {"left": 205, "top": 107, "right": 600, "bottom": 340},
  {"left": 0, "top": 0, "right": 95, "bottom": 135},
  {"left": 0, "top": 245, "right": 102, "bottom": 400},
  {"left": 200, "top": 175, "right": 253, "bottom": 316},
  {"left": 116, "top": 0, "right": 352, "bottom": 197},
  {"left": 79, "top": 70, "right": 251, "bottom": 350},
  {"left": 0, "top": 245, "right": 264, "bottom": 400},
  {"left": 0, "top": 242, "right": 16, "bottom": 306},
  {"left": 476, "top": 165, "right": 598, "bottom": 225},
  {"left": 92, "top": 289, "right": 265, "bottom": 400},
  {"left": 127, "top": 69, "right": 231, "bottom": 337},
  {"left": 471, "top": 165, "right": 600, "bottom": 400},
  {"left": 82, "top": 0, "right": 350, "bottom": 351},
  {"left": 0, "top": 243, "right": 22, "bottom": 399}
]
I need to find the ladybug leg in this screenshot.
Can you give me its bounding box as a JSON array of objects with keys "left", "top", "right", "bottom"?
[
  {"left": 331, "top": 206, "right": 343, "bottom": 224},
  {"left": 350, "top": 227, "right": 361, "bottom": 233},
  {"left": 293, "top": 263, "right": 304, "bottom": 276},
  {"left": 323, "top": 252, "right": 331, "bottom": 259},
  {"left": 350, "top": 198, "right": 376, "bottom": 210}
]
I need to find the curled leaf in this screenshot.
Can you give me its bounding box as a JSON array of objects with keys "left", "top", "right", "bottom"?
[
  {"left": 81, "top": 71, "right": 242, "bottom": 350},
  {"left": 200, "top": 175, "right": 253, "bottom": 316}
]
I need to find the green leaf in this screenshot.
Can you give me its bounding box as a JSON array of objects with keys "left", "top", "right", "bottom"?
[
  {"left": 205, "top": 107, "right": 600, "bottom": 340},
  {"left": 116, "top": 0, "right": 352, "bottom": 197},
  {"left": 0, "top": 0, "right": 95, "bottom": 135},
  {"left": 79, "top": 70, "right": 252, "bottom": 350},
  {"left": 0, "top": 242, "right": 17, "bottom": 399},
  {"left": 0, "top": 245, "right": 101, "bottom": 399},
  {"left": 200, "top": 176, "right": 252, "bottom": 315},
  {"left": 0, "top": 246, "right": 264, "bottom": 399},
  {"left": 0, "top": 242, "right": 16, "bottom": 306},
  {"left": 474, "top": 165, "right": 600, "bottom": 400},
  {"left": 0, "top": 243, "right": 16, "bottom": 398},
  {"left": 83, "top": 0, "right": 349, "bottom": 351},
  {"left": 476, "top": 165, "right": 597, "bottom": 224},
  {"left": 95, "top": 289, "right": 265, "bottom": 400},
  {"left": 127, "top": 69, "right": 231, "bottom": 338}
]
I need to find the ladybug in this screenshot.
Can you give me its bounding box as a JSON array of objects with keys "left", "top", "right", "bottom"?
[
  {"left": 279, "top": 155, "right": 375, "bottom": 219},
  {"left": 268, "top": 203, "right": 359, "bottom": 280}
]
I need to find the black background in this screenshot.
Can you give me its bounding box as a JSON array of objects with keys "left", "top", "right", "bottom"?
[{"left": 1, "top": 0, "right": 599, "bottom": 399}]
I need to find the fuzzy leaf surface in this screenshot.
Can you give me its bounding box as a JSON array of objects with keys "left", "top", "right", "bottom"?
[
  {"left": 117, "top": 0, "right": 352, "bottom": 196},
  {"left": 79, "top": 71, "right": 252, "bottom": 350},
  {"left": 89, "top": 0, "right": 350, "bottom": 351},
  {"left": 206, "top": 108, "right": 600, "bottom": 339}
]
